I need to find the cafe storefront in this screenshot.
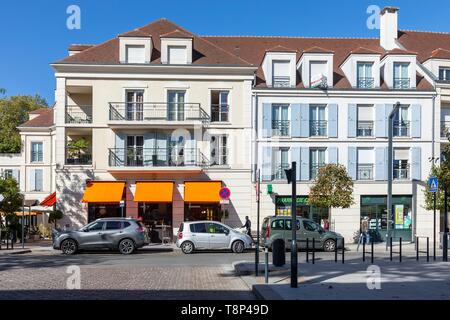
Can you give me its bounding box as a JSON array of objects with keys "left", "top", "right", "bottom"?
[
  {"left": 275, "top": 195, "right": 329, "bottom": 227},
  {"left": 82, "top": 181, "right": 126, "bottom": 222},
  {"left": 360, "top": 195, "right": 413, "bottom": 242},
  {"left": 184, "top": 181, "right": 222, "bottom": 222}
]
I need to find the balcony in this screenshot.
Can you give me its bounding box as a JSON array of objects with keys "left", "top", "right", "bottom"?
[
  {"left": 274, "top": 163, "right": 290, "bottom": 181},
  {"left": 393, "top": 121, "right": 410, "bottom": 137},
  {"left": 108, "top": 147, "right": 209, "bottom": 168},
  {"left": 108, "top": 103, "right": 209, "bottom": 125},
  {"left": 310, "top": 163, "right": 326, "bottom": 180},
  {"left": 357, "top": 121, "right": 374, "bottom": 137},
  {"left": 441, "top": 121, "right": 450, "bottom": 138},
  {"left": 394, "top": 163, "right": 409, "bottom": 180},
  {"left": 211, "top": 104, "right": 229, "bottom": 122},
  {"left": 272, "top": 120, "right": 290, "bottom": 137},
  {"left": 65, "top": 106, "right": 92, "bottom": 124},
  {"left": 357, "top": 77, "right": 374, "bottom": 89},
  {"left": 393, "top": 78, "right": 410, "bottom": 89},
  {"left": 310, "top": 120, "right": 327, "bottom": 137},
  {"left": 66, "top": 154, "right": 92, "bottom": 165},
  {"left": 272, "top": 76, "right": 292, "bottom": 88},
  {"left": 357, "top": 163, "right": 373, "bottom": 180}
]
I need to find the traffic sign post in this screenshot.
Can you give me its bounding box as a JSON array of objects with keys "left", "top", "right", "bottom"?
[
  {"left": 428, "top": 176, "right": 438, "bottom": 261},
  {"left": 219, "top": 187, "right": 231, "bottom": 200}
]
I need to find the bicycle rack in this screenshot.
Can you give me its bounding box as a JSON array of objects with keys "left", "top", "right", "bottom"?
[
  {"left": 362, "top": 240, "right": 374, "bottom": 263},
  {"left": 416, "top": 236, "right": 430, "bottom": 262},
  {"left": 389, "top": 237, "right": 402, "bottom": 262}
]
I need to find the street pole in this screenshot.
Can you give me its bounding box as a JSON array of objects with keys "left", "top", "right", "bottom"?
[
  {"left": 387, "top": 102, "right": 401, "bottom": 251},
  {"left": 290, "top": 161, "right": 298, "bottom": 288},
  {"left": 21, "top": 201, "right": 24, "bottom": 249},
  {"left": 255, "top": 169, "right": 261, "bottom": 276},
  {"left": 433, "top": 192, "right": 437, "bottom": 260},
  {"left": 444, "top": 189, "right": 448, "bottom": 262}
]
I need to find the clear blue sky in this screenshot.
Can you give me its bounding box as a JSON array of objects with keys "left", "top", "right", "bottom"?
[{"left": 1, "top": 0, "right": 449, "bottom": 104}]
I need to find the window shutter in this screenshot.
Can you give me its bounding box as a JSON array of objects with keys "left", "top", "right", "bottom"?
[
  {"left": 262, "top": 147, "right": 273, "bottom": 181},
  {"left": 375, "top": 104, "right": 386, "bottom": 137},
  {"left": 291, "top": 147, "right": 301, "bottom": 181},
  {"left": 348, "top": 147, "right": 357, "bottom": 180},
  {"left": 29, "top": 169, "right": 36, "bottom": 191},
  {"left": 126, "top": 45, "right": 146, "bottom": 64},
  {"left": 375, "top": 147, "right": 387, "bottom": 180},
  {"left": 291, "top": 104, "right": 301, "bottom": 137},
  {"left": 300, "top": 104, "right": 310, "bottom": 137},
  {"left": 411, "top": 104, "right": 421, "bottom": 138},
  {"left": 411, "top": 147, "right": 421, "bottom": 181},
  {"left": 328, "top": 104, "right": 338, "bottom": 138},
  {"left": 144, "top": 132, "right": 155, "bottom": 150},
  {"left": 157, "top": 133, "right": 168, "bottom": 164},
  {"left": 328, "top": 147, "right": 338, "bottom": 164},
  {"left": 262, "top": 103, "right": 272, "bottom": 138},
  {"left": 168, "top": 46, "right": 187, "bottom": 64},
  {"left": 300, "top": 147, "right": 310, "bottom": 181},
  {"left": 36, "top": 169, "right": 43, "bottom": 191},
  {"left": 348, "top": 104, "right": 357, "bottom": 138}
]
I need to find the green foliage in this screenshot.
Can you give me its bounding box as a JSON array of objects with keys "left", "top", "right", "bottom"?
[
  {"left": 0, "top": 177, "right": 24, "bottom": 235},
  {"left": 0, "top": 94, "right": 48, "bottom": 153},
  {"left": 424, "top": 165, "right": 445, "bottom": 210},
  {"left": 48, "top": 210, "right": 64, "bottom": 225},
  {"left": 308, "top": 164, "right": 355, "bottom": 209},
  {"left": 67, "top": 138, "right": 89, "bottom": 158}
]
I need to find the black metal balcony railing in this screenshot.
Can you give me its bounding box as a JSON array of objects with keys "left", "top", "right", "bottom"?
[
  {"left": 441, "top": 121, "right": 450, "bottom": 138},
  {"left": 393, "top": 120, "right": 410, "bottom": 137},
  {"left": 394, "top": 163, "right": 409, "bottom": 180},
  {"left": 211, "top": 104, "right": 229, "bottom": 122},
  {"left": 31, "top": 151, "right": 43, "bottom": 163},
  {"left": 109, "top": 103, "right": 209, "bottom": 122},
  {"left": 357, "top": 163, "right": 373, "bottom": 180},
  {"left": 357, "top": 77, "right": 374, "bottom": 89},
  {"left": 272, "top": 76, "right": 292, "bottom": 88},
  {"left": 310, "top": 163, "right": 326, "bottom": 180},
  {"left": 272, "top": 120, "right": 290, "bottom": 136},
  {"left": 210, "top": 149, "right": 228, "bottom": 166},
  {"left": 274, "top": 163, "right": 290, "bottom": 180},
  {"left": 66, "top": 154, "right": 92, "bottom": 165},
  {"left": 310, "top": 120, "right": 327, "bottom": 137},
  {"left": 357, "top": 121, "right": 374, "bottom": 137},
  {"left": 394, "top": 78, "right": 410, "bottom": 89},
  {"left": 65, "top": 106, "right": 92, "bottom": 124},
  {"left": 109, "top": 147, "right": 209, "bottom": 167}
]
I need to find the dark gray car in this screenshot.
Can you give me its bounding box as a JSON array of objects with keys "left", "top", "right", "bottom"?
[{"left": 53, "top": 218, "right": 150, "bottom": 255}]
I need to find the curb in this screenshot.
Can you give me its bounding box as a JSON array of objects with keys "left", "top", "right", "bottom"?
[
  {"left": 252, "top": 284, "right": 284, "bottom": 300},
  {"left": 1, "top": 249, "right": 32, "bottom": 255}
]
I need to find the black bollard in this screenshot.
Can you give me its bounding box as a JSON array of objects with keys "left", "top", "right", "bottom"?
[
  {"left": 312, "top": 238, "right": 315, "bottom": 264},
  {"left": 427, "top": 237, "right": 430, "bottom": 262},
  {"left": 306, "top": 238, "right": 309, "bottom": 263},
  {"left": 335, "top": 237, "right": 338, "bottom": 263},
  {"left": 371, "top": 240, "right": 374, "bottom": 264},
  {"left": 399, "top": 237, "right": 402, "bottom": 263},
  {"left": 363, "top": 240, "right": 366, "bottom": 262},
  {"left": 390, "top": 237, "right": 393, "bottom": 261},
  {"left": 416, "top": 236, "right": 419, "bottom": 261},
  {"left": 342, "top": 238, "right": 345, "bottom": 264}
]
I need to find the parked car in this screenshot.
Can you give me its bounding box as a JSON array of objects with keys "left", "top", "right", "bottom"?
[
  {"left": 53, "top": 218, "right": 150, "bottom": 255},
  {"left": 261, "top": 216, "right": 344, "bottom": 252},
  {"left": 176, "top": 221, "right": 253, "bottom": 254}
]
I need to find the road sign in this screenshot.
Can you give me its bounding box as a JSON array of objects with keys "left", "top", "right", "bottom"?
[
  {"left": 220, "top": 199, "right": 230, "bottom": 205},
  {"left": 119, "top": 200, "right": 125, "bottom": 207},
  {"left": 219, "top": 187, "right": 231, "bottom": 200},
  {"left": 429, "top": 176, "right": 439, "bottom": 193}
]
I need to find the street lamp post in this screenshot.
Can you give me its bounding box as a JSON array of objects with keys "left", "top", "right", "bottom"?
[
  {"left": 387, "top": 102, "right": 401, "bottom": 251},
  {"left": 285, "top": 162, "right": 298, "bottom": 288}
]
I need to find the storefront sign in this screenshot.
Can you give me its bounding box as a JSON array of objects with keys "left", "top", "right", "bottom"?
[
  {"left": 275, "top": 196, "right": 309, "bottom": 206},
  {"left": 395, "top": 204, "right": 404, "bottom": 227}
]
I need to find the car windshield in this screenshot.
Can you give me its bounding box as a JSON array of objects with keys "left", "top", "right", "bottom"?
[{"left": 303, "top": 220, "right": 320, "bottom": 232}]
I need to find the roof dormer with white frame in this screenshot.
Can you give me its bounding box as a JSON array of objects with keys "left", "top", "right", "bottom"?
[
  {"left": 160, "top": 30, "right": 193, "bottom": 65},
  {"left": 119, "top": 32, "right": 153, "bottom": 64},
  {"left": 340, "top": 48, "right": 382, "bottom": 89},
  {"left": 297, "top": 47, "right": 334, "bottom": 89},
  {"left": 380, "top": 51, "right": 417, "bottom": 89},
  {"left": 261, "top": 46, "right": 297, "bottom": 88}
]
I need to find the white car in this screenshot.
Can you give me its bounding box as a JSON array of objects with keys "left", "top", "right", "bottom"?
[{"left": 176, "top": 221, "right": 253, "bottom": 254}]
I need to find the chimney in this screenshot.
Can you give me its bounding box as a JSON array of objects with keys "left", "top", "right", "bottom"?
[{"left": 380, "top": 6, "right": 400, "bottom": 50}]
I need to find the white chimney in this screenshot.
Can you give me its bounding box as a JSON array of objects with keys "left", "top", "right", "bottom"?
[{"left": 380, "top": 6, "right": 400, "bottom": 50}]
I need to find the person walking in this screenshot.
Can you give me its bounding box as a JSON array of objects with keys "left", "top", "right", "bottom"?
[{"left": 242, "top": 216, "right": 252, "bottom": 239}]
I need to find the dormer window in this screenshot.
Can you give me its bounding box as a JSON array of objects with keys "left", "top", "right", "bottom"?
[
  {"left": 272, "top": 60, "right": 291, "bottom": 87},
  {"left": 357, "top": 62, "right": 374, "bottom": 88},
  {"left": 393, "top": 62, "right": 410, "bottom": 89},
  {"left": 168, "top": 45, "right": 188, "bottom": 64},
  {"left": 439, "top": 67, "right": 450, "bottom": 82},
  {"left": 125, "top": 45, "right": 145, "bottom": 64},
  {"left": 309, "top": 61, "right": 328, "bottom": 88}
]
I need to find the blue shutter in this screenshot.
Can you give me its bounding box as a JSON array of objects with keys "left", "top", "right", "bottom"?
[
  {"left": 411, "top": 147, "right": 421, "bottom": 181},
  {"left": 157, "top": 133, "right": 168, "bottom": 164},
  {"left": 262, "top": 103, "right": 272, "bottom": 138},
  {"left": 262, "top": 147, "right": 273, "bottom": 181},
  {"left": 347, "top": 147, "right": 357, "bottom": 180},
  {"left": 348, "top": 104, "right": 357, "bottom": 138},
  {"left": 114, "top": 133, "right": 126, "bottom": 167},
  {"left": 328, "top": 104, "right": 338, "bottom": 138},
  {"left": 12, "top": 169, "right": 20, "bottom": 184},
  {"left": 375, "top": 147, "right": 387, "bottom": 180},
  {"left": 36, "top": 169, "right": 43, "bottom": 191},
  {"left": 328, "top": 147, "right": 338, "bottom": 164},
  {"left": 115, "top": 132, "right": 125, "bottom": 149},
  {"left": 375, "top": 104, "right": 386, "bottom": 137},
  {"left": 300, "top": 147, "right": 310, "bottom": 181},
  {"left": 291, "top": 147, "right": 301, "bottom": 181},
  {"left": 300, "top": 104, "right": 310, "bottom": 137},
  {"left": 291, "top": 104, "right": 301, "bottom": 137},
  {"left": 411, "top": 104, "right": 421, "bottom": 138},
  {"left": 29, "top": 169, "right": 36, "bottom": 191}
]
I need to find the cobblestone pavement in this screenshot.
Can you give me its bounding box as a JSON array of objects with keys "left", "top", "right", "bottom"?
[{"left": 0, "top": 250, "right": 255, "bottom": 300}]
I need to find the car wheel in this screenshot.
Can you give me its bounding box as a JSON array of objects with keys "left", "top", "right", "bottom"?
[
  {"left": 232, "top": 240, "right": 245, "bottom": 253},
  {"left": 61, "top": 239, "right": 78, "bottom": 255},
  {"left": 118, "top": 239, "right": 135, "bottom": 255},
  {"left": 323, "top": 239, "right": 336, "bottom": 252},
  {"left": 181, "top": 241, "right": 194, "bottom": 254}
]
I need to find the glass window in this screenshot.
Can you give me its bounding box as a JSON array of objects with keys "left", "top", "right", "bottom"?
[
  {"left": 310, "top": 105, "right": 327, "bottom": 136},
  {"left": 86, "top": 221, "right": 104, "bottom": 232},
  {"left": 285, "top": 219, "right": 301, "bottom": 230},
  {"left": 273, "top": 148, "right": 289, "bottom": 180},
  {"left": 272, "top": 105, "right": 289, "bottom": 136},
  {"left": 123, "top": 222, "right": 131, "bottom": 229},
  {"left": 357, "top": 62, "right": 374, "bottom": 88},
  {"left": 303, "top": 220, "right": 319, "bottom": 232},
  {"left": 31, "top": 142, "right": 43, "bottom": 162},
  {"left": 31, "top": 169, "right": 43, "bottom": 192},
  {"left": 439, "top": 67, "right": 450, "bottom": 81},
  {"left": 207, "top": 223, "right": 229, "bottom": 234},
  {"left": 126, "top": 45, "right": 145, "bottom": 64},
  {"left": 3, "top": 170, "right": 13, "bottom": 179},
  {"left": 190, "top": 223, "right": 207, "bottom": 233},
  {"left": 211, "top": 91, "right": 229, "bottom": 122},
  {"left": 210, "top": 135, "right": 228, "bottom": 166},
  {"left": 310, "top": 148, "right": 326, "bottom": 179},
  {"left": 270, "top": 219, "right": 285, "bottom": 230},
  {"left": 105, "top": 221, "right": 122, "bottom": 230},
  {"left": 167, "top": 91, "right": 185, "bottom": 121},
  {"left": 272, "top": 60, "right": 291, "bottom": 87},
  {"left": 394, "top": 63, "right": 410, "bottom": 89}
]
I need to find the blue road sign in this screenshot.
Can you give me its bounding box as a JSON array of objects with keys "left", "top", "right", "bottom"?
[{"left": 429, "top": 176, "right": 439, "bottom": 193}]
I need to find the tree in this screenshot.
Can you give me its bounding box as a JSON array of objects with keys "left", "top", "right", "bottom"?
[
  {"left": 48, "top": 210, "right": 64, "bottom": 228},
  {"left": 0, "top": 177, "right": 24, "bottom": 238},
  {"left": 423, "top": 144, "right": 450, "bottom": 210},
  {"left": 308, "top": 164, "right": 355, "bottom": 209},
  {"left": 0, "top": 94, "right": 48, "bottom": 153}
]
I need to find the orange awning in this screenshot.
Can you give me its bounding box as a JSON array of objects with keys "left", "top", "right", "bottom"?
[
  {"left": 184, "top": 181, "right": 222, "bottom": 203},
  {"left": 82, "top": 181, "right": 125, "bottom": 203},
  {"left": 134, "top": 181, "right": 174, "bottom": 203},
  {"left": 15, "top": 211, "right": 40, "bottom": 216},
  {"left": 40, "top": 192, "right": 56, "bottom": 207}
]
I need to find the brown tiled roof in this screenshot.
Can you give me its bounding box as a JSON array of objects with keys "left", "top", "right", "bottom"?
[
  {"left": 265, "top": 45, "right": 297, "bottom": 53},
  {"left": 349, "top": 47, "right": 383, "bottom": 55},
  {"left": 381, "top": 48, "right": 418, "bottom": 59},
  {"left": 68, "top": 44, "right": 95, "bottom": 52},
  {"left": 57, "top": 19, "right": 252, "bottom": 66},
  {"left": 160, "top": 29, "right": 193, "bottom": 39},
  {"left": 429, "top": 48, "right": 450, "bottom": 60},
  {"left": 29, "top": 108, "right": 50, "bottom": 115},
  {"left": 19, "top": 108, "right": 54, "bottom": 128},
  {"left": 302, "top": 46, "right": 334, "bottom": 54},
  {"left": 119, "top": 29, "right": 152, "bottom": 37},
  {"left": 398, "top": 30, "right": 450, "bottom": 62}
]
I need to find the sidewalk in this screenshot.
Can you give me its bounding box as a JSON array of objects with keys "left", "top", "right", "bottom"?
[{"left": 0, "top": 240, "right": 53, "bottom": 255}]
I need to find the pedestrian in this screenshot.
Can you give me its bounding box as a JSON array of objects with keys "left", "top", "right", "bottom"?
[
  {"left": 242, "top": 216, "right": 252, "bottom": 238},
  {"left": 360, "top": 217, "right": 370, "bottom": 244}
]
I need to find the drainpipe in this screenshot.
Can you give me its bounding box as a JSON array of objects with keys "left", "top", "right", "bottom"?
[{"left": 432, "top": 95, "right": 436, "bottom": 161}]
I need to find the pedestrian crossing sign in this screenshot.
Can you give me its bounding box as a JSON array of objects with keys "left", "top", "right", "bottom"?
[{"left": 428, "top": 176, "right": 438, "bottom": 193}]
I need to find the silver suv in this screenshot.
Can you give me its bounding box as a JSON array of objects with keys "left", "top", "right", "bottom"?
[
  {"left": 176, "top": 221, "right": 253, "bottom": 254},
  {"left": 53, "top": 218, "right": 150, "bottom": 255}
]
